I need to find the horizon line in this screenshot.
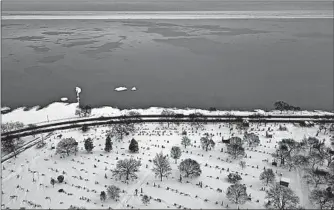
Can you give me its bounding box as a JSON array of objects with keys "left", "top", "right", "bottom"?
[{"left": 2, "top": 10, "right": 333, "bottom": 20}]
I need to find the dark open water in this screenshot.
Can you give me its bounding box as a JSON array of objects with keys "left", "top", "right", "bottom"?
[{"left": 1, "top": 1, "right": 333, "bottom": 111}]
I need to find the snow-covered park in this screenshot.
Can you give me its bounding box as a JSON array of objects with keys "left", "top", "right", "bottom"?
[{"left": 2, "top": 118, "right": 334, "bottom": 209}]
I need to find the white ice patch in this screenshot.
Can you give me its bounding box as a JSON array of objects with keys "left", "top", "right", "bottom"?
[
  {"left": 254, "top": 109, "right": 266, "bottom": 115},
  {"left": 115, "top": 87, "right": 127, "bottom": 92},
  {"left": 1, "top": 107, "right": 11, "bottom": 112}
]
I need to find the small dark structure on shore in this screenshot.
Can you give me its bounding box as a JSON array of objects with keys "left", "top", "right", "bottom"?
[
  {"left": 279, "top": 177, "right": 290, "bottom": 187},
  {"left": 222, "top": 137, "right": 230, "bottom": 144}
]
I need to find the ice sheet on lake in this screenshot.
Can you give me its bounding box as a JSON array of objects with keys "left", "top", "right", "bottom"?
[{"left": 115, "top": 87, "right": 127, "bottom": 92}]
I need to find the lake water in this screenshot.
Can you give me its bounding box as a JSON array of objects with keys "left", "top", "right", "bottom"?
[{"left": 1, "top": 1, "right": 333, "bottom": 111}]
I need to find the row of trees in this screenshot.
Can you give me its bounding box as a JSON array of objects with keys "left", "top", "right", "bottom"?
[
  {"left": 60, "top": 136, "right": 138, "bottom": 155},
  {"left": 272, "top": 137, "right": 333, "bottom": 169},
  {"left": 111, "top": 154, "right": 202, "bottom": 182},
  {"left": 274, "top": 101, "right": 301, "bottom": 113},
  {"left": 1, "top": 121, "right": 25, "bottom": 133}
]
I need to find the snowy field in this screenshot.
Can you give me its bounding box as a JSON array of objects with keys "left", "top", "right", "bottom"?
[{"left": 2, "top": 121, "right": 333, "bottom": 209}]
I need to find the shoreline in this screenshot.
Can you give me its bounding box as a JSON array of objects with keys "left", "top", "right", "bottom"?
[{"left": 2, "top": 101, "right": 333, "bottom": 125}]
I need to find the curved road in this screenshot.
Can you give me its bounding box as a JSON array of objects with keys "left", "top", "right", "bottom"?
[{"left": 2, "top": 114, "right": 334, "bottom": 140}]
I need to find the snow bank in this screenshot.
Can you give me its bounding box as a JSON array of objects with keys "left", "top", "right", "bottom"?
[
  {"left": 2, "top": 102, "right": 79, "bottom": 125},
  {"left": 2, "top": 101, "right": 334, "bottom": 125}
]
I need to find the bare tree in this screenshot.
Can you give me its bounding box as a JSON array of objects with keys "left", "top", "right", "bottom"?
[
  {"left": 239, "top": 161, "right": 246, "bottom": 170},
  {"left": 229, "top": 136, "right": 243, "bottom": 145},
  {"left": 178, "top": 158, "right": 201, "bottom": 178},
  {"left": 272, "top": 145, "right": 288, "bottom": 166},
  {"left": 1, "top": 122, "right": 24, "bottom": 133},
  {"left": 307, "top": 137, "right": 321, "bottom": 153},
  {"left": 181, "top": 136, "right": 191, "bottom": 148},
  {"left": 1, "top": 137, "right": 23, "bottom": 158},
  {"left": 329, "top": 162, "right": 334, "bottom": 175},
  {"left": 272, "top": 139, "right": 299, "bottom": 166},
  {"left": 127, "top": 111, "right": 142, "bottom": 121},
  {"left": 290, "top": 154, "right": 310, "bottom": 169},
  {"left": 274, "top": 101, "right": 291, "bottom": 113},
  {"left": 260, "top": 169, "right": 276, "bottom": 186},
  {"left": 160, "top": 109, "right": 176, "bottom": 127},
  {"left": 303, "top": 168, "right": 330, "bottom": 187},
  {"left": 200, "top": 136, "right": 215, "bottom": 152},
  {"left": 323, "top": 147, "right": 334, "bottom": 167},
  {"left": 152, "top": 152, "right": 172, "bottom": 181},
  {"left": 56, "top": 138, "right": 78, "bottom": 157},
  {"left": 243, "top": 132, "right": 260, "bottom": 147},
  {"left": 309, "top": 188, "right": 334, "bottom": 210},
  {"left": 265, "top": 184, "right": 300, "bottom": 210},
  {"left": 227, "top": 140, "right": 245, "bottom": 159},
  {"left": 226, "top": 183, "right": 248, "bottom": 204},
  {"left": 107, "top": 185, "right": 121, "bottom": 201},
  {"left": 108, "top": 123, "right": 135, "bottom": 141},
  {"left": 308, "top": 151, "right": 324, "bottom": 169},
  {"left": 189, "top": 112, "right": 206, "bottom": 129},
  {"left": 284, "top": 156, "right": 297, "bottom": 171},
  {"left": 112, "top": 158, "right": 141, "bottom": 181},
  {"left": 278, "top": 139, "right": 300, "bottom": 157},
  {"left": 170, "top": 146, "right": 182, "bottom": 164},
  {"left": 75, "top": 105, "right": 92, "bottom": 117}
]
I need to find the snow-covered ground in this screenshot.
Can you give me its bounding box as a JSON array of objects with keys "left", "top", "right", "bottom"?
[
  {"left": 1, "top": 121, "right": 332, "bottom": 209},
  {"left": 2, "top": 102, "right": 333, "bottom": 125}
]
